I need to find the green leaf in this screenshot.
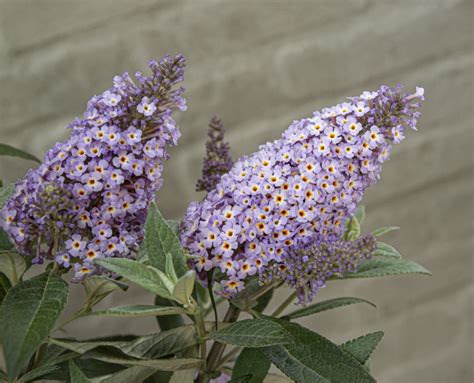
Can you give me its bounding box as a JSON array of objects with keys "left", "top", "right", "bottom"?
[
  {"left": 282, "top": 297, "right": 376, "bottom": 320},
  {"left": 169, "top": 369, "right": 195, "bottom": 383},
  {"left": 51, "top": 324, "right": 202, "bottom": 360},
  {"left": 173, "top": 270, "right": 195, "bottom": 306},
  {"left": 83, "top": 351, "right": 203, "bottom": 371},
  {"left": 144, "top": 202, "right": 187, "bottom": 276},
  {"left": 0, "top": 143, "right": 40, "bottom": 163},
  {"left": 151, "top": 266, "right": 176, "bottom": 295},
  {"left": 0, "top": 272, "right": 12, "bottom": 303},
  {"left": 340, "top": 331, "right": 384, "bottom": 365},
  {"left": 68, "top": 359, "right": 90, "bottom": 383},
  {"left": 166, "top": 220, "right": 180, "bottom": 235},
  {"left": 371, "top": 226, "right": 399, "bottom": 237},
  {"left": 209, "top": 318, "right": 293, "bottom": 348},
  {"left": 166, "top": 253, "right": 178, "bottom": 283},
  {"left": 0, "top": 252, "right": 27, "bottom": 284},
  {"left": 154, "top": 296, "right": 185, "bottom": 331},
  {"left": 354, "top": 205, "right": 365, "bottom": 225},
  {"left": 0, "top": 271, "right": 68, "bottom": 380},
  {"left": 232, "top": 348, "right": 271, "bottom": 383},
  {"left": 83, "top": 276, "right": 128, "bottom": 307},
  {"left": 95, "top": 258, "right": 174, "bottom": 299},
  {"left": 121, "top": 325, "right": 202, "bottom": 360},
  {"left": 100, "top": 366, "right": 157, "bottom": 383},
  {"left": 344, "top": 257, "right": 432, "bottom": 279},
  {"left": 16, "top": 364, "right": 60, "bottom": 383},
  {"left": 0, "top": 229, "right": 14, "bottom": 251},
  {"left": 89, "top": 305, "right": 187, "bottom": 318},
  {"left": 344, "top": 215, "right": 361, "bottom": 241},
  {"left": 262, "top": 321, "right": 375, "bottom": 383},
  {"left": 373, "top": 242, "right": 402, "bottom": 258},
  {"left": 0, "top": 183, "right": 15, "bottom": 208},
  {"left": 229, "top": 375, "right": 252, "bottom": 383}
]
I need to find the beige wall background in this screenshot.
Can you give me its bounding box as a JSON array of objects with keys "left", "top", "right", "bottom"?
[{"left": 0, "top": 1, "right": 473, "bottom": 382}]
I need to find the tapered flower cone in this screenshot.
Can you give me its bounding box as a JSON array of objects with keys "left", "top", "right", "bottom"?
[
  {"left": 180, "top": 85, "right": 424, "bottom": 301},
  {"left": 1, "top": 54, "right": 186, "bottom": 280}
]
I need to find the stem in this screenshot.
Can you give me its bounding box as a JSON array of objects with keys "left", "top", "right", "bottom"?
[
  {"left": 216, "top": 346, "right": 241, "bottom": 369},
  {"left": 55, "top": 308, "right": 86, "bottom": 332},
  {"left": 271, "top": 291, "right": 297, "bottom": 317},
  {"left": 196, "top": 304, "right": 241, "bottom": 383},
  {"left": 193, "top": 297, "right": 208, "bottom": 363}
]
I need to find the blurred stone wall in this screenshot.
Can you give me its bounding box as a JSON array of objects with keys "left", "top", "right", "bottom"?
[{"left": 0, "top": 1, "right": 472, "bottom": 382}]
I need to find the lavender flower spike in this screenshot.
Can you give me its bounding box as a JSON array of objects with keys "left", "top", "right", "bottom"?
[
  {"left": 180, "top": 84, "right": 424, "bottom": 300},
  {"left": 1, "top": 54, "right": 186, "bottom": 281},
  {"left": 196, "top": 116, "right": 233, "bottom": 193}
]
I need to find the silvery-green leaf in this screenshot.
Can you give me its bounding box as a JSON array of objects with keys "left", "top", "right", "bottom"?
[
  {"left": 51, "top": 324, "right": 202, "bottom": 360},
  {"left": 166, "top": 252, "right": 179, "bottom": 283},
  {"left": 100, "top": 366, "right": 157, "bottom": 383},
  {"left": 0, "top": 229, "right": 14, "bottom": 251},
  {"left": 68, "top": 360, "right": 90, "bottom": 383},
  {"left": 95, "top": 258, "right": 174, "bottom": 300},
  {"left": 0, "top": 143, "right": 40, "bottom": 163},
  {"left": 340, "top": 331, "right": 384, "bottom": 365},
  {"left": 262, "top": 321, "right": 375, "bottom": 383},
  {"left": 89, "top": 305, "right": 187, "bottom": 318},
  {"left": 344, "top": 257, "right": 431, "bottom": 279},
  {"left": 170, "top": 369, "right": 195, "bottom": 383},
  {"left": 371, "top": 226, "right": 399, "bottom": 237},
  {"left": 83, "top": 276, "right": 128, "bottom": 307},
  {"left": 209, "top": 318, "right": 293, "bottom": 348},
  {"left": 282, "top": 297, "right": 375, "bottom": 320},
  {"left": 150, "top": 265, "right": 176, "bottom": 295},
  {"left": 0, "top": 272, "right": 68, "bottom": 380},
  {"left": 0, "top": 252, "right": 26, "bottom": 284},
  {"left": 83, "top": 351, "right": 203, "bottom": 371},
  {"left": 354, "top": 205, "right": 365, "bottom": 224},
  {"left": 373, "top": 242, "right": 402, "bottom": 258},
  {"left": 345, "top": 215, "right": 361, "bottom": 241},
  {"left": 0, "top": 183, "right": 15, "bottom": 208},
  {"left": 173, "top": 270, "right": 195, "bottom": 306},
  {"left": 16, "top": 364, "right": 60, "bottom": 383},
  {"left": 229, "top": 376, "right": 252, "bottom": 383},
  {"left": 154, "top": 296, "right": 185, "bottom": 331},
  {"left": 144, "top": 202, "right": 186, "bottom": 276},
  {"left": 0, "top": 272, "right": 12, "bottom": 303},
  {"left": 232, "top": 348, "right": 271, "bottom": 383},
  {"left": 166, "top": 220, "right": 180, "bottom": 235}
]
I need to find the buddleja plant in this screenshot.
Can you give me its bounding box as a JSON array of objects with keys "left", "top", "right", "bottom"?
[{"left": 0, "top": 54, "right": 430, "bottom": 383}]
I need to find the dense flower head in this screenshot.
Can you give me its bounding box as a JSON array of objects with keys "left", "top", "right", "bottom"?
[
  {"left": 261, "top": 234, "right": 377, "bottom": 304},
  {"left": 1, "top": 54, "right": 186, "bottom": 280},
  {"left": 196, "top": 116, "right": 233, "bottom": 193},
  {"left": 180, "top": 84, "right": 424, "bottom": 299}
]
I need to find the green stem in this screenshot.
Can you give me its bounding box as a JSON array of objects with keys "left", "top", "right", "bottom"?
[
  {"left": 55, "top": 308, "right": 86, "bottom": 332},
  {"left": 196, "top": 304, "right": 241, "bottom": 383},
  {"left": 193, "top": 297, "right": 208, "bottom": 363},
  {"left": 271, "top": 291, "right": 297, "bottom": 317},
  {"left": 216, "top": 346, "right": 241, "bottom": 369}
]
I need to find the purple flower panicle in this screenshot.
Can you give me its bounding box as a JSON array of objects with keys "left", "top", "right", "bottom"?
[
  {"left": 180, "top": 85, "right": 424, "bottom": 300},
  {"left": 1, "top": 54, "right": 186, "bottom": 281},
  {"left": 261, "top": 234, "right": 376, "bottom": 304},
  {"left": 196, "top": 116, "right": 233, "bottom": 193}
]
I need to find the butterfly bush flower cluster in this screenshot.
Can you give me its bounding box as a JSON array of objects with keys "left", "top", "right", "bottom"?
[
  {"left": 1, "top": 54, "right": 186, "bottom": 280},
  {"left": 262, "top": 234, "right": 377, "bottom": 303},
  {"left": 196, "top": 116, "right": 233, "bottom": 193},
  {"left": 180, "top": 85, "right": 424, "bottom": 300}
]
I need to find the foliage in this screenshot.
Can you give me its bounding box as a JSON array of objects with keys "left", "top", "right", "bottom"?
[{"left": 0, "top": 81, "right": 429, "bottom": 382}]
